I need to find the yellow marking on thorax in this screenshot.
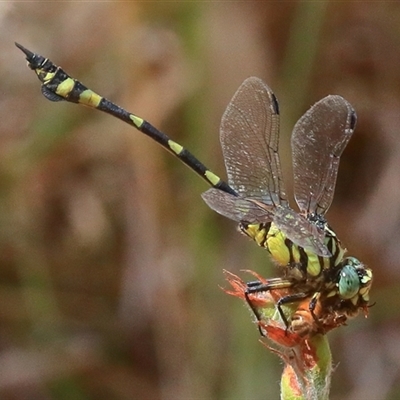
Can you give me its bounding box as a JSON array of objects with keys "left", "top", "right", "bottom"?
[
  {"left": 266, "top": 223, "right": 323, "bottom": 277},
  {"left": 304, "top": 252, "right": 321, "bottom": 277},
  {"left": 130, "top": 114, "right": 144, "bottom": 128},
  {"left": 245, "top": 223, "right": 268, "bottom": 247},
  {"left": 306, "top": 234, "right": 345, "bottom": 276},
  {"left": 79, "top": 89, "right": 102, "bottom": 108},
  {"left": 266, "top": 223, "right": 291, "bottom": 266},
  {"left": 55, "top": 77, "right": 75, "bottom": 98},
  {"left": 168, "top": 140, "right": 183, "bottom": 155},
  {"left": 244, "top": 222, "right": 294, "bottom": 266},
  {"left": 204, "top": 170, "right": 221, "bottom": 186},
  {"left": 291, "top": 245, "right": 301, "bottom": 264}
]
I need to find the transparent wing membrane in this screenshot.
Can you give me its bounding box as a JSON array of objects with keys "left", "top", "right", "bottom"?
[
  {"left": 201, "top": 189, "right": 275, "bottom": 223},
  {"left": 220, "top": 77, "right": 287, "bottom": 207},
  {"left": 273, "top": 207, "right": 330, "bottom": 257},
  {"left": 292, "top": 95, "right": 357, "bottom": 215}
]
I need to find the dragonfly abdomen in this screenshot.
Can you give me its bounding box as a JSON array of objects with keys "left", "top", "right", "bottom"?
[{"left": 16, "top": 43, "right": 236, "bottom": 196}]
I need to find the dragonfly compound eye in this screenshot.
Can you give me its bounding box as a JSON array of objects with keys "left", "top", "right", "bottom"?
[{"left": 337, "top": 258, "right": 362, "bottom": 299}]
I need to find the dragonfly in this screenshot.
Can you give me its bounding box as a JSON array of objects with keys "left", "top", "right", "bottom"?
[{"left": 16, "top": 43, "right": 372, "bottom": 338}]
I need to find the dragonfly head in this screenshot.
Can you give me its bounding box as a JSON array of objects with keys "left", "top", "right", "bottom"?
[{"left": 337, "top": 257, "right": 372, "bottom": 306}]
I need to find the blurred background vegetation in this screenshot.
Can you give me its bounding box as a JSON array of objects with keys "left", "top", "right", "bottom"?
[{"left": 1, "top": 2, "right": 400, "bottom": 399}]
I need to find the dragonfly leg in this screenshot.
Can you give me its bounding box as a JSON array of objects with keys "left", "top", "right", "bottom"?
[
  {"left": 276, "top": 291, "right": 310, "bottom": 330},
  {"left": 245, "top": 278, "right": 296, "bottom": 336}
]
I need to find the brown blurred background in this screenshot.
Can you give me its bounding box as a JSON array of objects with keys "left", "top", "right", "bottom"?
[{"left": 1, "top": 2, "right": 399, "bottom": 399}]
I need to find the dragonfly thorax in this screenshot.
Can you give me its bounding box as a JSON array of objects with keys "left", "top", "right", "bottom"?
[{"left": 240, "top": 220, "right": 346, "bottom": 282}]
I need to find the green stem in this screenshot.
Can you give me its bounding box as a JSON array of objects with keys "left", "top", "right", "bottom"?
[{"left": 280, "top": 334, "right": 332, "bottom": 400}]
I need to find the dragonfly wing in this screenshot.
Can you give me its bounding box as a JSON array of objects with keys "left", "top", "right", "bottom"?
[
  {"left": 273, "top": 206, "right": 331, "bottom": 257},
  {"left": 201, "top": 189, "right": 274, "bottom": 223},
  {"left": 292, "top": 95, "right": 356, "bottom": 215},
  {"left": 220, "top": 77, "right": 287, "bottom": 207}
]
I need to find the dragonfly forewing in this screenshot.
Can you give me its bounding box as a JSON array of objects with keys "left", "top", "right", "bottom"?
[{"left": 220, "top": 77, "right": 287, "bottom": 207}]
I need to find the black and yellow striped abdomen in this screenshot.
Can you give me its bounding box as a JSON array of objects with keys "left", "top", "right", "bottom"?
[
  {"left": 16, "top": 43, "right": 236, "bottom": 198},
  {"left": 241, "top": 221, "right": 345, "bottom": 280}
]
